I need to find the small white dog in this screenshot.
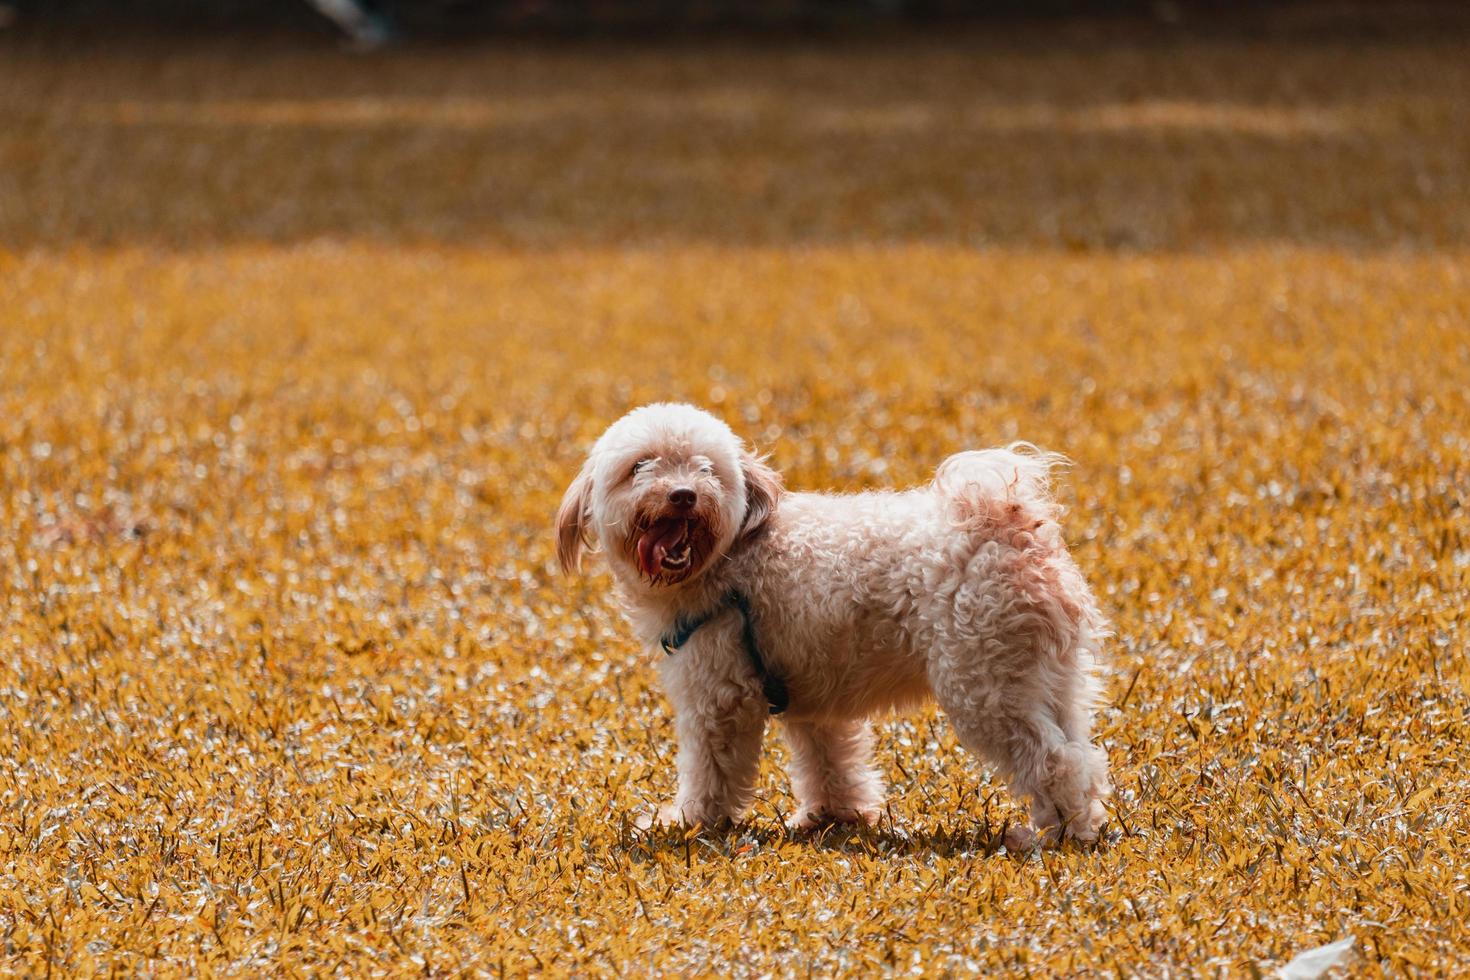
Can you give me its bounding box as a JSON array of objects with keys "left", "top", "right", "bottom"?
[{"left": 557, "top": 403, "right": 1111, "bottom": 847}]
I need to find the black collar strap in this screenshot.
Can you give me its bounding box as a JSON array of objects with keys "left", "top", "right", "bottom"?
[{"left": 660, "top": 590, "right": 789, "bottom": 716}]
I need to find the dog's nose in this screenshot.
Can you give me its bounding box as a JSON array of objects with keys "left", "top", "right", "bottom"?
[{"left": 668, "top": 487, "right": 697, "bottom": 509}]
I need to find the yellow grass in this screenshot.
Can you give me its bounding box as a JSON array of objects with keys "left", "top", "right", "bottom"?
[{"left": 2, "top": 21, "right": 1468, "bottom": 976}]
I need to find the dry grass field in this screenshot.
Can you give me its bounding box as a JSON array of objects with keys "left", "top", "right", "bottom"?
[{"left": 2, "top": 14, "right": 1468, "bottom": 976}]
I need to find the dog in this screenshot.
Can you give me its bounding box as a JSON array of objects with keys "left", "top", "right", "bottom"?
[{"left": 556, "top": 403, "right": 1111, "bottom": 847}]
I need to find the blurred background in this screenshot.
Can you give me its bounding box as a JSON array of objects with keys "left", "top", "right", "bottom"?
[
  {"left": 7, "top": 0, "right": 1470, "bottom": 44},
  {"left": 5, "top": 2, "right": 1469, "bottom": 252}
]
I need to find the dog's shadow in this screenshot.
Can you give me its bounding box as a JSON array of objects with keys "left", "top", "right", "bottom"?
[{"left": 616, "top": 816, "right": 1061, "bottom": 863}]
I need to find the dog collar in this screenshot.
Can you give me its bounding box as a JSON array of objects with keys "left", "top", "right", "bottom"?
[{"left": 660, "top": 590, "right": 789, "bottom": 716}]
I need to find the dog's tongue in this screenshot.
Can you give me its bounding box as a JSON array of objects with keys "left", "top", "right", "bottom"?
[{"left": 637, "top": 519, "right": 688, "bottom": 577}]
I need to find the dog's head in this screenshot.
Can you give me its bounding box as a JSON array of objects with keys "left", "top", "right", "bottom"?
[{"left": 556, "top": 403, "right": 782, "bottom": 589}]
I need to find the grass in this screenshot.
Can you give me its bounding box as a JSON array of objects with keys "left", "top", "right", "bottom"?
[{"left": 2, "top": 16, "right": 1469, "bottom": 976}]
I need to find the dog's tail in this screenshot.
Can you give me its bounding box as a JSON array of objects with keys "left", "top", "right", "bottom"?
[{"left": 932, "top": 443, "right": 1069, "bottom": 551}]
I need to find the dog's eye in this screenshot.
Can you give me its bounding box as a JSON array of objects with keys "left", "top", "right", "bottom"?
[
  {"left": 699, "top": 463, "right": 714, "bottom": 475},
  {"left": 631, "top": 459, "right": 653, "bottom": 478}
]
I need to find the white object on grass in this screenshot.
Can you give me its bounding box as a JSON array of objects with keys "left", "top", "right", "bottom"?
[{"left": 1279, "top": 935, "right": 1355, "bottom": 980}]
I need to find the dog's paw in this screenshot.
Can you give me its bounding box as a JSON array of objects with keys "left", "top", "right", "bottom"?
[
  {"left": 1060, "top": 799, "right": 1108, "bottom": 844},
  {"left": 1005, "top": 799, "right": 1107, "bottom": 851},
  {"left": 633, "top": 806, "right": 672, "bottom": 831},
  {"left": 633, "top": 803, "right": 689, "bottom": 830},
  {"left": 1003, "top": 822, "right": 1039, "bottom": 852},
  {"left": 788, "top": 803, "right": 882, "bottom": 834},
  {"left": 636, "top": 802, "right": 733, "bottom": 831}
]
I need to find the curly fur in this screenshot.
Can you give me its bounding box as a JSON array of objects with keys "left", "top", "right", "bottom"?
[{"left": 557, "top": 403, "right": 1112, "bottom": 845}]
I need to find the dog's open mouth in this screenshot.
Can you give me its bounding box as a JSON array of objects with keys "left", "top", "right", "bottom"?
[{"left": 637, "top": 517, "right": 694, "bottom": 579}]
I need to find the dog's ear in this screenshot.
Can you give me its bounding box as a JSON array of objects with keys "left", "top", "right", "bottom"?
[
  {"left": 738, "top": 451, "right": 784, "bottom": 540},
  {"left": 556, "top": 461, "right": 595, "bottom": 574}
]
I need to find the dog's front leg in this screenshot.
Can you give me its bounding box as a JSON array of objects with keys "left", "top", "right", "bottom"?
[{"left": 657, "top": 650, "right": 768, "bottom": 828}]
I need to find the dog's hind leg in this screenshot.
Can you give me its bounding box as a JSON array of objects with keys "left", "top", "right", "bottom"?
[
  {"left": 1040, "top": 624, "right": 1112, "bottom": 842},
  {"left": 783, "top": 719, "right": 884, "bottom": 831},
  {"left": 929, "top": 635, "right": 1110, "bottom": 848}
]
